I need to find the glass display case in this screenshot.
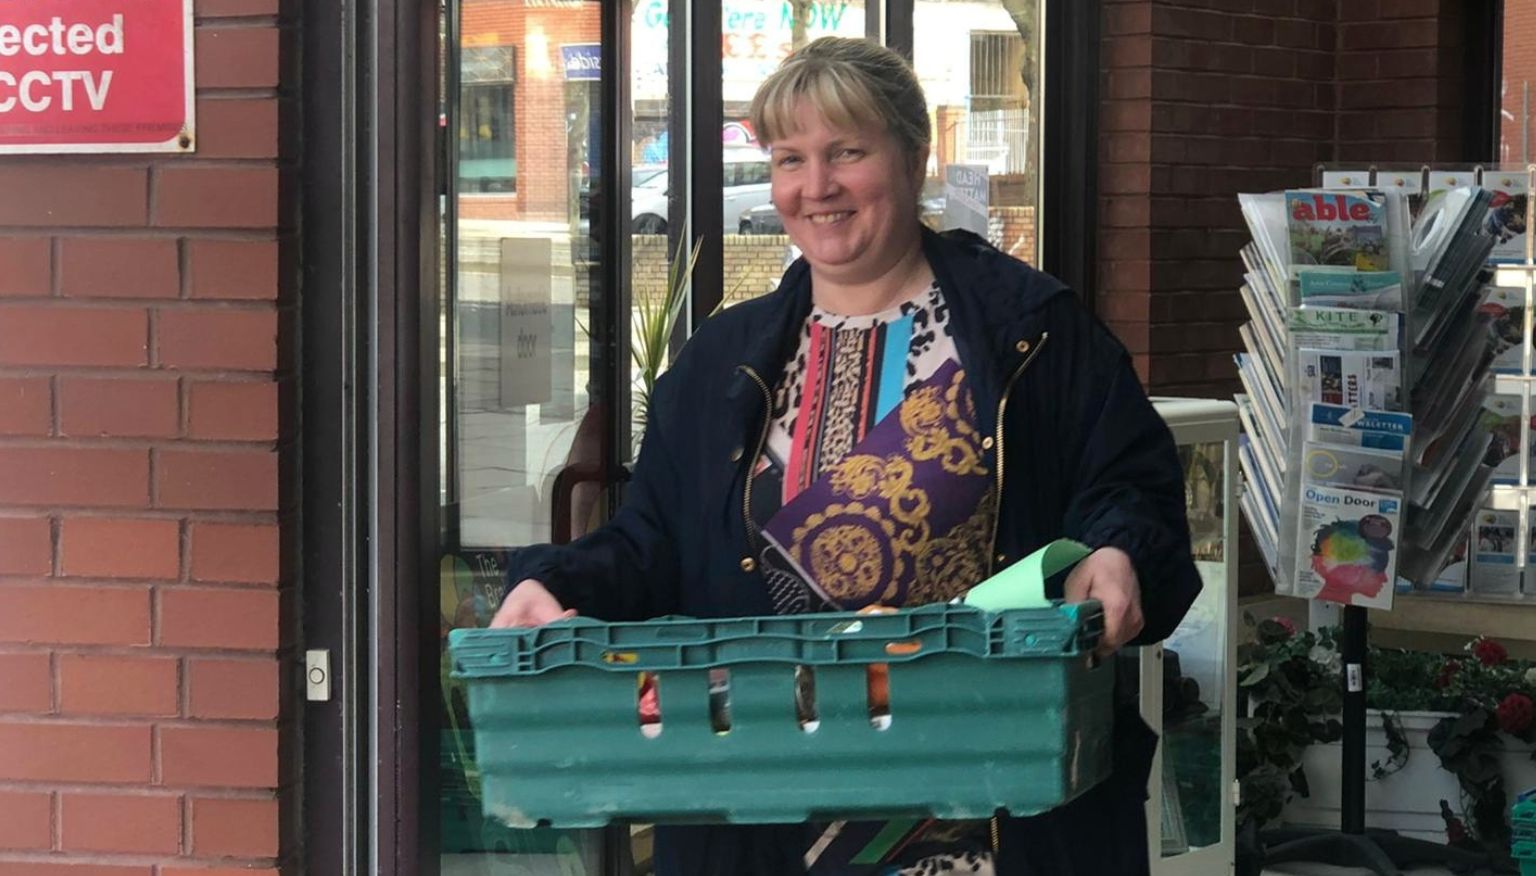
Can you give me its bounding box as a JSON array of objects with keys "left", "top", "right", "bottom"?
[{"left": 1144, "top": 398, "right": 1239, "bottom": 876}]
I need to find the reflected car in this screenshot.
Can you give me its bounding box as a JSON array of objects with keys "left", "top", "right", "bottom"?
[
  {"left": 738, "top": 202, "right": 784, "bottom": 235},
  {"left": 630, "top": 147, "right": 775, "bottom": 235}
]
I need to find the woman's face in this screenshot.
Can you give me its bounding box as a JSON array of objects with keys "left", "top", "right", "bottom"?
[{"left": 768, "top": 101, "right": 926, "bottom": 285}]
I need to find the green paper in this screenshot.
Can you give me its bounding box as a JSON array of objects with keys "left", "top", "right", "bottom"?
[
  {"left": 962, "top": 538, "right": 1092, "bottom": 610},
  {"left": 851, "top": 818, "right": 919, "bottom": 864}
]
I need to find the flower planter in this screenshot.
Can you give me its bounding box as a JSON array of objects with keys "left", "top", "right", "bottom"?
[{"left": 1281, "top": 710, "right": 1536, "bottom": 842}]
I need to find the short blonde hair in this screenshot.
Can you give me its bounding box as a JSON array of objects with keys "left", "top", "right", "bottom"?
[{"left": 749, "top": 37, "right": 930, "bottom": 167}]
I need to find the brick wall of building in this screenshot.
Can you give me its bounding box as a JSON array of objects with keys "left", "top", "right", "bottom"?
[{"left": 0, "top": 1, "right": 295, "bottom": 873}]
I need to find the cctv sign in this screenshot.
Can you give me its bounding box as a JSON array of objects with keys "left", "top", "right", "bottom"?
[{"left": 0, "top": 0, "right": 194, "bottom": 153}]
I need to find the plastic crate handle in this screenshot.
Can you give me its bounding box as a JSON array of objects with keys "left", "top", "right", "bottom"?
[{"left": 961, "top": 538, "right": 1092, "bottom": 611}]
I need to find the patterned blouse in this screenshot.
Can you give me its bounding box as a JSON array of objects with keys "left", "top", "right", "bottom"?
[{"left": 746, "top": 281, "right": 998, "bottom": 875}]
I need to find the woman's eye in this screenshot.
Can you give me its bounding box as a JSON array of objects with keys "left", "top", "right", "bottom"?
[
  {"left": 776, "top": 155, "right": 801, "bottom": 168},
  {"left": 836, "top": 148, "right": 864, "bottom": 160}
]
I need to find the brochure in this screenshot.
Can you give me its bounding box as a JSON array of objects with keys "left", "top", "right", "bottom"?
[
  {"left": 1295, "top": 483, "right": 1400, "bottom": 609},
  {"left": 1307, "top": 403, "right": 1412, "bottom": 452},
  {"left": 1297, "top": 271, "right": 1404, "bottom": 311},
  {"left": 1297, "top": 349, "right": 1402, "bottom": 411},
  {"left": 1288, "top": 307, "right": 1399, "bottom": 351},
  {"left": 1300, "top": 442, "right": 1405, "bottom": 493}
]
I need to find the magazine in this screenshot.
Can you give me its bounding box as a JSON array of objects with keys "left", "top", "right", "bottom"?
[
  {"left": 1483, "top": 171, "right": 1531, "bottom": 265},
  {"left": 1300, "top": 442, "right": 1405, "bottom": 493},
  {"left": 1478, "top": 394, "right": 1536, "bottom": 485},
  {"left": 1294, "top": 483, "right": 1401, "bottom": 609},
  {"left": 1297, "top": 271, "right": 1404, "bottom": 310},
  {"left": 1480, "top": 285, "right": 1535, "bottom": 374},
  {"left": 1297, "top": 349, "right": 1402, "bottom": 411},
  {"left": 1286, "top": 189, "right": 1393, "bottom": 275},
  {"left": 1288, "top": 307, "right": 1399, "bottom": 351},
  {"left": 1470, "top": 508, "right": 1529, "bottom": 594},
  {"left": 1240, "top": 193, "right": 1290, "bottom": 297},
  {"left": 1307, "top": 402, "right": 1412, "bottom": 452}
]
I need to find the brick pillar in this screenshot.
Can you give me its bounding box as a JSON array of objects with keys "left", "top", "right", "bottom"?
[
  {"left": 1336, "top": 0, "right": 1469, "bottom": 164},
  {"left": 0, "top": 4, "right": 294, "bottom": 873}
]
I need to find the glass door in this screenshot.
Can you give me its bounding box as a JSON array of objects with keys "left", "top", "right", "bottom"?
[{"left": 437, "top": 1, "right": 616, "bottom": 873}]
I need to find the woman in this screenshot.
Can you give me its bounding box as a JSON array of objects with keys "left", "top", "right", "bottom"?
[{"left": 493, "top": 37, "right": 1201, "bottom": 876}]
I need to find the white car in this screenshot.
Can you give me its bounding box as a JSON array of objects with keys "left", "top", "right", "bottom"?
[{"left": 631, "top": 147, "right": 775, "bottom": 235}]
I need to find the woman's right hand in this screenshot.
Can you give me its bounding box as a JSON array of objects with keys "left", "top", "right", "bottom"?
[{"left": 489, "top": 579, "right": 577, "bottom": 628}]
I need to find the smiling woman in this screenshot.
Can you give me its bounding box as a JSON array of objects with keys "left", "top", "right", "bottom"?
[{"left": 493, "top": 35, "right": 1200, "bottom": 876}]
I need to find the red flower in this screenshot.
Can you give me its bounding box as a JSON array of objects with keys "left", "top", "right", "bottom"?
[
  {"left": 1435, "top": 659, "right": 1463, "bottom": 689},
  {"left": 1497, "top": 692, "right": 1534, "bottom": 736},
  {"left": 1472, "top": 637, "right": 1509, "bottom": 666},
  {"left": 1271, "top": 616, "right": 1298, "bottom": 637}
]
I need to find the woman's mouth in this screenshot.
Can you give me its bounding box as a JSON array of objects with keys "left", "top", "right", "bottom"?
[{"left": 807, "top": 211, "right": 853, "bottom": 225}]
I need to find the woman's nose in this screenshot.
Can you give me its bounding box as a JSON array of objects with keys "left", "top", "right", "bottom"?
[{"left": 804, "top": 161, "right": 838, "bottom": 199}]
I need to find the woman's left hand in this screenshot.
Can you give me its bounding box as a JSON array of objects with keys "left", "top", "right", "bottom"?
[{"left": 1063, "top": 547, "right": 1144, "bottom": 657}]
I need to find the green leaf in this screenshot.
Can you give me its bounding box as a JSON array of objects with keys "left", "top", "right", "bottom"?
[{"left": 1240, "top": 663, "right": 1270, "bottom": 687}]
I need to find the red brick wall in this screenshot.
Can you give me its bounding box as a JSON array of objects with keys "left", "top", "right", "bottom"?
[
  {"left": 1099, "top": 0, "right": 1478, "bottom": 399},
  {"left": 1335, "top": 0, "right": 1467, "bottom": 164},
  {"left": 1100, "top": 0, "right": 1337, "bottom": 398},
  {"left": 0, "top": 1, "right": 293, "bottom": 873},
  {"left": 1503, "top": 0, "right": 1536, "bottom": 164}
]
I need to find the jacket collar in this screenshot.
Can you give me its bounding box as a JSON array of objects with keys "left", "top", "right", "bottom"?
[{"left": 724, "top": 227, "right": 1063, "bottom": 425}]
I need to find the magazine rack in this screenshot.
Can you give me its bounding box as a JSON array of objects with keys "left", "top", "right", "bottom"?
[{"left": 1235, "top": 163, "right": 1536, "bottom": 874}]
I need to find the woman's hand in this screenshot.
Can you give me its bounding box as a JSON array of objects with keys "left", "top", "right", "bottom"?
[
  {"left": 489, "top": 579, "right": 577, "bottom": 628},
  {"left": 1063, "top": 547, "right": 1144, "bottom": 657}
]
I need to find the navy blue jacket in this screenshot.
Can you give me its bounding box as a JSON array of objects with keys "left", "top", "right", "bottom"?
[{"left": 506, "top": 228, "right": 1202, "bottom": 874}]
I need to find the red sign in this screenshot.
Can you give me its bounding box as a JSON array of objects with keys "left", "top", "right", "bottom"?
[{"left": 0, "top": 0, "right": 194, "bottom": 153}]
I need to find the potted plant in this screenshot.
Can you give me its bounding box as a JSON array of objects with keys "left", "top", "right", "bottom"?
[
  {"left": 1236, "top": 615, "right": 1344, "bottom": 831},
  {"left": 1240, "top": 616, "right": 1536, "bottom": 860}
]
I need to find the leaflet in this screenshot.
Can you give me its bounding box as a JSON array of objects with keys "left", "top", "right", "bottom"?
[
  {"left": 1288, "top": 307, "right": 1399, "bottom": 351},
  {"left": 1297, "top": 349, "right": 1402, "bottom": 411},
  {"left": 1307, "top": 403, "right": 1412, "bottom": 452},
  {"left": 1295, "top": 484, "right": 1400, "bottom": 610},
  {"left": 1470, "top": 508, "right": 1528, "bottom": 595},
  {"left": 1297, "top": 271, "right": 1404, "bottom": 311},
  {"left": 1483, "top": 171, "right": 1530, "bottom": 265},
  {"left": 1300, "top": 442, "right": 1405, "bottom": 493},
  {"left": 1480, "top": 285, "right": 1535, "bottom": 374},
  {"left": 1478, "top": 394, "right": 1535, "bottom": 485}
]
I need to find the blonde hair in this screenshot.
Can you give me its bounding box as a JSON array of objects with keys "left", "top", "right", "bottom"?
[{"left": 749, "top": 37, "right": 930, "bottom": 167}]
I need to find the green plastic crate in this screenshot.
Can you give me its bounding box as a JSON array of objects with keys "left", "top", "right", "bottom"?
[
  {"left": 1514, "top": 839, "right": 1535, "bottom": 876},
  {"left": 1516, "top": 795, "right": 1536, "bottom": 835},
  {"left": 449, "top": 601, "right": 1112, "bottom": 828}
]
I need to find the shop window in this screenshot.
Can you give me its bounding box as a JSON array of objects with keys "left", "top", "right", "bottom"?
[
  {"left": 917, "top": 0, "right": 1042, "bottom": 262},
  {"left": 1500, "top": 0, "right": 1536, "bottom": 166},
  {"left": 460, "top": 47, "right": 517, "bottom": 193}
]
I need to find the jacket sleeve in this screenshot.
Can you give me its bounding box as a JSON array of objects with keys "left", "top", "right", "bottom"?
[
  {"left": 501, "top": 372, "right": 684, "bottom": 622},
  {"left": 1056, "top": 305, "right": 1203, "bottom": 645}
]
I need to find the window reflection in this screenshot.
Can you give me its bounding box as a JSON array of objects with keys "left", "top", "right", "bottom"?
[{"left": 915, "top": 0, "right": 1041, "bottom": 263}]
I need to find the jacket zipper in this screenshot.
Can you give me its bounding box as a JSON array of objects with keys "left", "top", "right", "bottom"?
[
  {"left": 986, "top": 332, "right": 1049, "bottom": 578},
  {"left": 987, "top": 331, "right": 1047, "bottom": 860},
  {"left": 738, "top": 365, "right": 775, "bottom": 549}
]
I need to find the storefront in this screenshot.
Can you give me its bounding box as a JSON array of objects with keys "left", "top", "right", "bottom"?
[{"left": 0, "top": 0, "right": 1524, "bottom": 874}]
